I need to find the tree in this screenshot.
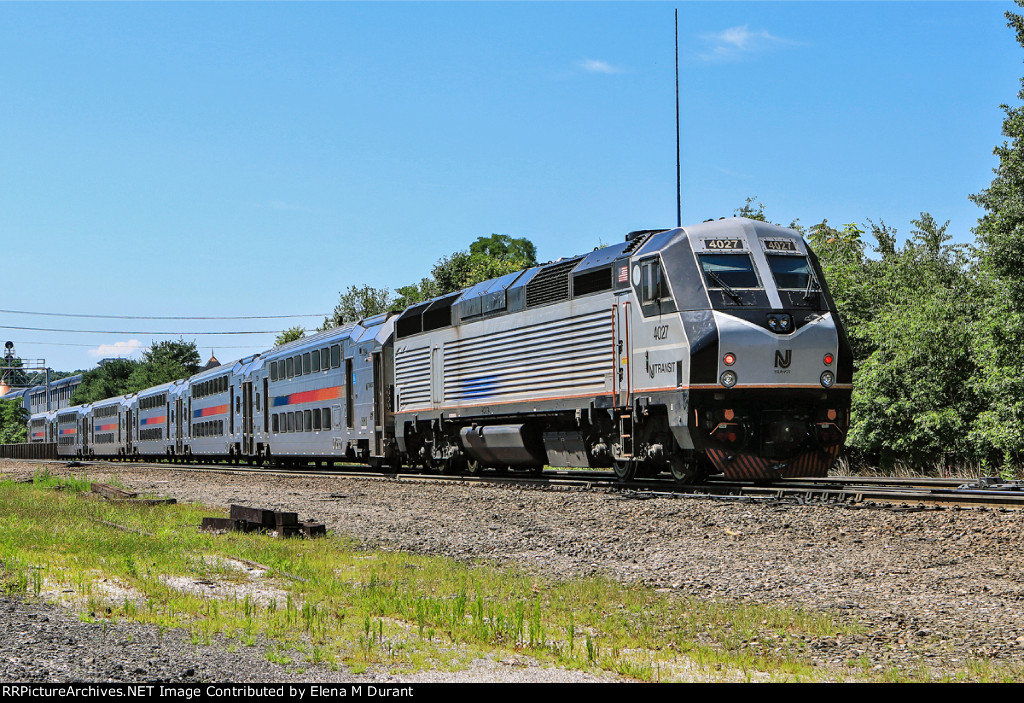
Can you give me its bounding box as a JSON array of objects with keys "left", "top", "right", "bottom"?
[
  {"left": 734, "top": 196, "right": 768, "bottom": 222},
  {"left": 0, "top": 398, "right": 27, "bottom": 444},
  {"left": 969, "top": 0, "right": 1024, "bottom": 468},
  {"left": 275, "top": 326, "right": 306, "bottom": 347},
  {"left": 320, "top": 285, "right": 393, "bottom": 330},
  {"left": 845, "top": 214, "right": 981, "bottom": 468},
  {"left": 323, "top": 234, "right": 540, "bottom": 324},
  {"left": 469, "top": 234, "right": 537, "bottom": 264},
  {"left": 127, "top": 339, "right": 201, "bottom": 390},
  {"left": 431, "top": 234, "right": 538, "bottom": 296},
  {"left": 70, "top": 339, "right": 201, "bottom": 405},
  {"left": 71, "top": 358, "right": 139, "bottom": 405}
]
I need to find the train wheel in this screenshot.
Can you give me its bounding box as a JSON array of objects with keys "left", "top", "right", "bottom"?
[
  {"left": 669, "top": 455, "right": 698, "bottom": 484},
  {"left": 613, "top": 459, "right": 637, "bottom": 481},
  {"left": 440, "top": 455, "right": 459, "bottom": 475}
]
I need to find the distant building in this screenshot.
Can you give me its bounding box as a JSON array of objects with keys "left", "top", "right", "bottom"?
[{"left": 201, "top": 352, "right": 221, "bottom": 371}]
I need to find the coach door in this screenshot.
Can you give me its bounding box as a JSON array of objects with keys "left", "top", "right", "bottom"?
[
  {"left": 372, "top": 352, "right": 384, "bottom": 456},
  {"left": 242, "top": 381, "right": 254, "bottom": 456},
  {"left": 175, "top": 397, "right": 184, "bottom": 454},
  {"left": 125, "top": 408, "right": 133, "bottom": 455},
  {"left": 613, "top": 296, "right": 632, "bottom": 409}
]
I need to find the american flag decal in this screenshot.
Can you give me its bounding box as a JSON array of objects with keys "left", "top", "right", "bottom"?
[{"left": 617, "top": 265, "right": 628, "bottom": 283}]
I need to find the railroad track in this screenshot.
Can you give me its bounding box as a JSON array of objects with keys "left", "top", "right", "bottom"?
[{"left": 30, "top": 458, "right": 1024, "bottom": 510}]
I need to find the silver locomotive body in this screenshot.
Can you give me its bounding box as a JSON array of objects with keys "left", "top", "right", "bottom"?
[{"left": 394, "top": 217, "right": 850, "bottom": 481}]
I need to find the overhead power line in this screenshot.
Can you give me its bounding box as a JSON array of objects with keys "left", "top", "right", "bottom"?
[
  {"left": 0, "top": 308, "right": 326, "bottom": 320},
  {"left": 0, "top": 325, "right": 303, "bottom": 335},
  {"left": 5, "top": 340, "right": 272, "bottom": 349}
]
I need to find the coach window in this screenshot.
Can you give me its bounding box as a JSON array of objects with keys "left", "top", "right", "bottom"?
[
  {"left": 331, "top": 345, "right": 341, "bottom": 369},
  {"left": 286, "top": 357, "right": 294, "bottom": 378},
  {"left": 313, "top": 410, "right": 321, "bottom": 431},
  {"left": 303, "top": 353, "right": 311, "bottom": 375},
  {"left": 272, "top": 414, "right": 279, "bottom": 433},
  {"left": 321, "top": 348, "right": 330, "bottom": 370},
  {"left": 292, "top": 355, "right": 301, "bottom": 375},
  {"left": 311, "top": 351, "right": 320, "bottom": 373},
  {"left": 323, "top": 407, "right": 332, "bottom": 430},
  {"left": 304, "top": 410, "right": 312, "bottom": 432},
  {"left": 287, "top": 413, "right": 295, "bottom": 432},
  {"left": 271, "top": 362, "right": 278, "bottom": 382}
]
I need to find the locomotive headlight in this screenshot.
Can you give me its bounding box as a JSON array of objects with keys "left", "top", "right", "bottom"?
[
  {"left": 820, "top": 371, "right": 835, "bottom": 388},
  {"left": 767, "top": 313, "right": 793, "bottom": 334},
  {"left": 720, "top": 370, "right": 738, "bottom": 388}
]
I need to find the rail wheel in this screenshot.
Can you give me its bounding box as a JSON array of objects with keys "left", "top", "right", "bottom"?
[
  {"left": 669, "top": 454, "right": 698, "bottom": 484},
  {"left": 613, "top": 459, "right": 637, "bottom": 481}
]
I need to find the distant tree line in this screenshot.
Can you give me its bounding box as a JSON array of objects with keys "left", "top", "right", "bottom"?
[{"left": 69, "top": 340, "right": 201, "bottom": 406}]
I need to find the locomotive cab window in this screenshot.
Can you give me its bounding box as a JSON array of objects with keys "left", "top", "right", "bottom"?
[
  {"left": 640, "top": 259, "right": 671, "bottom": 305},
  {"left": 698, "top": 253, "right": 761, "bottom": 289},
  {"left": 766, "top": 255, "right": 815, "bottom": 290}
]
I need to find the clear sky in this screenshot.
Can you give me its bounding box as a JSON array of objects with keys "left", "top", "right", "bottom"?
[{"left": 1, "top": 1, "right": 1019, "bottom": 372}]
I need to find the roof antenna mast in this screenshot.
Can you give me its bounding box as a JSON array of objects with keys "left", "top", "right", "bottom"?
[{"left": 675, "top": 8, "right": 682, "bottom": 227}]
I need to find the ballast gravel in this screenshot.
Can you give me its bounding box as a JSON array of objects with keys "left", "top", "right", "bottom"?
[{"left": 4, "top": 459, "right": 1024, "bottom": 682}]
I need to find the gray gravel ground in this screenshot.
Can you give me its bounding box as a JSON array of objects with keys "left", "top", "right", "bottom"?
[{"left": 4, "top": 458, "right": 1024, "bottom": 682}]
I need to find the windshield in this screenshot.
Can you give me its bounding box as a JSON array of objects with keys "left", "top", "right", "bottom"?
[
  {"left": 766, "top": 255, "right": 814, "bottom": 290},
  {"left": 698, "top": 253, "right": 761, "bottom": 289}
]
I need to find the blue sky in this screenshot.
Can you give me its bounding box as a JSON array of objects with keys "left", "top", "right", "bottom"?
[{"left": 1, "top": 1, "right": 1019, "bottom": 372}]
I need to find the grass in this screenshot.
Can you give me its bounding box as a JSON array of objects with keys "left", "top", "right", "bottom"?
[{"left": 1, "top": 468, "right": 1019, "bottom": 682}]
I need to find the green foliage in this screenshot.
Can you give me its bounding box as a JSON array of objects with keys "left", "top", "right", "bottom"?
[
  {"left": 428, "top": 234, "right": 538, "bottom": 297},
  {"left": 734, "top": 196, "right": 768, "bottom": 222},
  {"left": 319, "top": 284, "right": 393, "bottom": 330},
  {"left": 126, "top": 340, "right": 200, "bottom": 394},
  {"left": 0, "top": 398, "right": 28, "bottom": 444},
  {"left": 71, "top": 358, "right": 138, "bottom": 405},
  {"left": 844, "top": 216, "right": 982, "bottom": 467},
  {"left": 71, "top": 340, "right": 200, "bottom": 405},
  {"left": 324, "top": 234, "right": 539, "bottom": 325},
  {"left": 967, "top": 2, "right": 1024, "bottom": 467},
  {"left": 275, "top": 326, "right": 307, "bottom": 347},
  {"left": 469, "top": 233, "right": 537, "bottom": 265}
]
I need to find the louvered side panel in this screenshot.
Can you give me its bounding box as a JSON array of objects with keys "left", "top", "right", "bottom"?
[
  {"left": 394, "top": 346, "right": 431, "bottom": 411},
  {"left": 444, "top": 310, "right": 612, "bottom": 405}
]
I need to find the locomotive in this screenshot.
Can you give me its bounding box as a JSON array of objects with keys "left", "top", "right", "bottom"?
[{"left": 34, "top": 217, "right": 852, "bottom": 482}]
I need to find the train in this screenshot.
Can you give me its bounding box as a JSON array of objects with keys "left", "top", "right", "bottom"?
[{"left": 30, "top": 217, "right": 852, "bottom": 482}]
